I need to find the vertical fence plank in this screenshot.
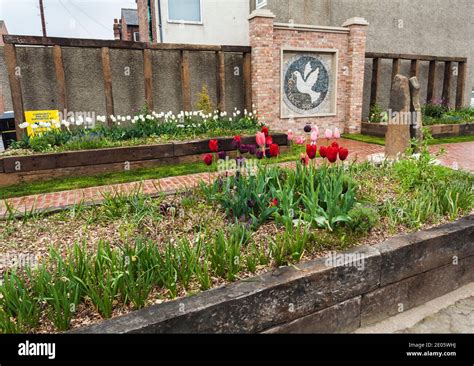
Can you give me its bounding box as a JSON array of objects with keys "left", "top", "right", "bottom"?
[
  {"left": 216, "top": 51, "right": 226, "bottom": 112},
  {"left": 180, "top": 50, "right": 191, "bottom": 111},
  {"left": 243, "top": 52, "right": 252, "bottom": 112},
  {"left": 442, "top": 61, "right": 453, "bottom": 107},
  {"left": 143, "top": 48, "right": 154, "bottom": 110},
  {"left": 455, "top": 62, "right": 467, "bottom": 109},
  {"left": 410, "top": 59, "right": 420, "bottom": 78},
  {"left": 391, "top": 58, "right": 401, "bottom": 90},
  {"left": 53, "top": 45, "right": 67, "bottom": 114},
  {"left": 370, "top": 58, "right": 380, "bottom": 107},
  {"left": 427, "top": 60, "right": 437, "bottom": 104},
  {"left": 101, "top": 47, "right": 114, "bottom": 125},
  {"left": 4, "top": 43, "right": 25, "bottom": 140}
]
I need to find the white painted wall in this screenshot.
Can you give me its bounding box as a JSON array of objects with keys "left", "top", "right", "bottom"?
[{"left": 157, "top": 0, "right": 250, "bottom": 45}]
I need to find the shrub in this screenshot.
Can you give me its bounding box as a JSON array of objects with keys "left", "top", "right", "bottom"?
[
  {"left": 348, "top": 204, "right": 380, "bottom": 234},
  {"left": 368, "top": 104, "right": 386, "bottom": 123},
  {"left": 195, "top": 84, "right": 214, "bottom": 114}
]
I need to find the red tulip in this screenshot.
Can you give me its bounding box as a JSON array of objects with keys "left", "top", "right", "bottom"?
[
  {"left": 326, "top": 146, "right": 338, "bottom": 163},
  {"left": 266, "top": 136, "right": 273, "bottom": 146},
  {"left": 319, "top": 145, "right": 327, "bottom": 158},
  {"left": 300, "top": 153, "right": 309, "bottom": 166},
  {"left": 209, "top": 139, "right": 219, "bottom": 152},
  {"left": 203, "top": 153, "right": 213, "bottom": 166},
  {"left": 270, "top": 198, "right": 278, "bottom": 207},
  {"left": 232, "top": 135, "right": 242, "bottom": 148},
  {"left": 261, "top": 126, "right": 269, "bottom": 137},
  {"left": 269, "top": 143, "right": 280, "bottom": 157},
  {"left": 331, "top": 141, "right": 339, "bottom": 149},
  {"left": 306, "top": 144, "right": 317, "bottom": 159},
  {"left": 338, "top": 147, "right": 349, "bottom": 161}
]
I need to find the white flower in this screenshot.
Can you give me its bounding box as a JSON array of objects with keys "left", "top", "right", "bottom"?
[
  {"left": 146, "top": 114, "right": 152, "bottom": 120},
  {"left": 177, "top": 124, "right": 184, "bottom": 128},
  {"left": 85, "top": 117, "right": 92, "bottom": 123},
  {"left": 31, "top": 123, "right": 39, "bottom": 129},
  {"left": 19, "top": 122, "right": 29, "bottom": 129},
  {"left": 76, "top": 119, "right": 83, "bottom": 126},
  {"left": 62, "top": 121, "right": 70, "bottom": 128},
  {"left": 229, "top": 118, "right": 233, "bottom": 122},
  {"left": 110, "top": 115, "right": 116, "bottom": 122},
  {"left": 121, "top": 116, "right": 126, "bottom": 122},
  {"left": 126, "top": 115, "right": 131, "bottom": 121}
]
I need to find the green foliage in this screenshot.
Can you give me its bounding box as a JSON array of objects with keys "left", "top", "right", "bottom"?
[
  {"left": 422, "top": 104, "right": 474, "bottom": 125},
  {"left": 202, "top": 164, "right": 357, "bottom": 231},
  {"left": 348, "top": 204, "right": 380, "bottom": 234},
  {"left": 11, "top": 112, "right": 260, "bottom": 153},
  {"left": 368, "top": 104, "right": 386, "bottom": 123},
  {"left": 195, "top": 84, "right": 213, "bottom": 114}
]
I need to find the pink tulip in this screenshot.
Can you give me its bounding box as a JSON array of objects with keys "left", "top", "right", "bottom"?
[
  {"left": 256, "top": 132, "right": 266, "bottom": 147},
  {"left": 313, "top": 125, "right": 319, "bottom": 137},
  {"left": 334, "top": 128, "right": 341, "bottom": 139},
  {"left": 295, "top": 136, "right": 305, "bottom": 145},
  {"left": 287, "top": 129, "right": 294, "bottom": 141},
  {"left": 310, "top": 130, "right": 318, "bottom": 143},
  {"left": 324, "top": 129, "right": 333, "bottom": 139}
]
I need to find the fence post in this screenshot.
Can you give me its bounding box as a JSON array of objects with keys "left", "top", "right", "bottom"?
[
  {"left": 442, "top": 61, "right": 453, "bottom": 107},
  {"left": 101, "top": 47, "right": 114, "bottom": 125},
  {"left": 4, "top": 43, "right": 25, "bottom": 140},
  {"left": 426, "top": 60, "right": 437, "bottom": 104},
  {"left": 53, "top": 45, "right": 67, "bottom": 116},
  {"left": 143, "top": 48, "right": 154, "bottom": 110},
  {"left": 410, "top": 59, "right": 419, "bottom": 78},
  {"left": 216, "top": 50, "right": 226, "bottom": 112},
  {"left": 391, "top": 58, "right": 401, "bottom": 90},
  {"left": 180, "top": 50, "right": 191, "bottom": 111},
  {"left": 370, "top": 58, "right": 380, "bottom": 107},
  {"left": 243, "top": 52, "right": 252, "bottom": 113},
  {"left": 455, "top": 61, "right": 467, "bottom": 109}
]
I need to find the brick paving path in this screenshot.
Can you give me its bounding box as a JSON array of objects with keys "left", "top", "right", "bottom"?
[{"left": 0, "top": 139, "right": 472, "bottom": 218}]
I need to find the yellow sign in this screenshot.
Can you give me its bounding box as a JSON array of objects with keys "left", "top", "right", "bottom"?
[{"left": 24, "top": 110, "right": 60, "bottom": 137}]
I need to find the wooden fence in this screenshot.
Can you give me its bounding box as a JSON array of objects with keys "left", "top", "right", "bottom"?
[
  {"left": 366, "top": 52, "right": 467, "bottom": 110},
  {"left": 2, "top": 35, "right": 252, "bottom": 140}
]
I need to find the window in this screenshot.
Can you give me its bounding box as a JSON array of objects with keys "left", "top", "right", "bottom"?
[
  {"left": 256, "top": 0, "right": 267, "bottom": 9},
  {"left": 133, "top": 32, "right": 140, "bottom": 42},
  {"left": 168, "top": 0, "right": 202, "bottom": 23}
]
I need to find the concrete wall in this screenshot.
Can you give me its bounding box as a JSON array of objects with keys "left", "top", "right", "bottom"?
[
  {"left": 158, "top": 0, "right": 250, "bottom": 45},
  {"left": 0, "top": 45, "right": 247, "bottom": 117},
  {"left": 252, "top": 0, "right": 474, "bottom": 117}
]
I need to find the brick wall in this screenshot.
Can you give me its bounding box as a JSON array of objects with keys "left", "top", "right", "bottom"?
[{"left": 249, "top": 10, "right": 368, "bottom": 134}]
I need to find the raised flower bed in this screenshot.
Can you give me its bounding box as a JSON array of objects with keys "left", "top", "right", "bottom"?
[
  {"left": 0, "top": 134, "right": 288, "bottom": 187},
  {"left": 0, "top": 127, "right": 472, "bottom": 334}
]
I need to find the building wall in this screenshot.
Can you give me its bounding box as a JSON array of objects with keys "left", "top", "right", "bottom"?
[
  {"left": 251, "top": 0, "right": 474, "bottom": 114},
  {"left": 158, "top": 0, "right": 250, "bottom": 45}
]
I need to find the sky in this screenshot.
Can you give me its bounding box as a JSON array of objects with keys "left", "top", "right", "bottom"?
[{"left": 0, "top": 0, "right": 138, "bottom": 39}]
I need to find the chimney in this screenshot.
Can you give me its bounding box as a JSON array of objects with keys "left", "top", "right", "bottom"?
[{"left": 113, "top": 18, "right": 121, "bottom": 40}]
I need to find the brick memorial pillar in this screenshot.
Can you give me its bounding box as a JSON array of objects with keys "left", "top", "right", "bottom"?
[
  {"left": 248, "top": 9, "right": 277, "bottom": 126},
  {"left": 249, "top": 11, "right": 368, "bottom": 134},
  {"left": 343, "top": 17, "right": 369, "bottom": 134}
]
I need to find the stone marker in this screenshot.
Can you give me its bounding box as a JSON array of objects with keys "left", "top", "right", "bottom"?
[
  {"left": 385, "top": 74, "right": 411, "bottom": 159},
  {"left": 409, "top": 76, "right": 423, "bottom": 140}
]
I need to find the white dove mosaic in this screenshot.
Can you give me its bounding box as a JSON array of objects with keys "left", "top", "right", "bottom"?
[{"left": 282, "top": 52, "right": 336, "bottom": 117}]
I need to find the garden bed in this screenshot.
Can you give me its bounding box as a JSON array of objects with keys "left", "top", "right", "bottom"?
[
  {"left": 0, "top": 139, "right": 472, "bottom": 333},
  {"left": 361, "top": 121, "right": 474, "bottom": 138},
  {"left": 0, "top": 134, "right": 288, "bottom": 187},
  {"left": 73, "top": 214, "right": 474, "bottom": 334}
]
